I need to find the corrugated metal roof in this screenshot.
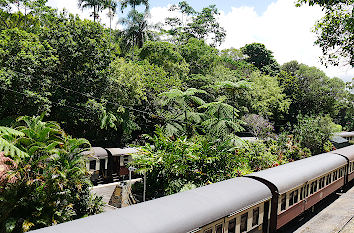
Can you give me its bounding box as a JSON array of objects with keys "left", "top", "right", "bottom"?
[
  {"left": 30, "top": 177, "right": 271, "bottom": 233},
  {"left": 333, "top": 145, "right": 354, "bottom": 161},
  {"left": 82, "top": 147, "right": 108, "bottom": 159},
  {"left": 248, "top": 153, "right": 347, "bottom": 194}
]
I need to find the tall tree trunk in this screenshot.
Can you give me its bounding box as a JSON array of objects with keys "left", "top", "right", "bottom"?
[
  {"left": 184, "top": 103, "right": 188, "bottom": 136},
  {"left": 93, "top": 5, "right": 96, "bottom": 22},
  {"left": 109, "top": 8, "right": 112, "bottom": 47},
  {"left": 232, "top": 90, "right": 235, "bottom": 123}
]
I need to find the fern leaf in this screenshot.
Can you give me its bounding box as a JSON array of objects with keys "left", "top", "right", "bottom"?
[
  {"left": 0, "top": 138, "right": 28, "bottom": 159},
  {"left": 0, "top": 126, "right": 24, "bottom": 137}
]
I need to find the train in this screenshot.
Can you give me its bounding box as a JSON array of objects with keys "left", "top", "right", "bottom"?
[
  {"left": 84, "top": 147, "right": 139, "bottom": 184},
  {"left": 31, "top": 145, "right": 354, "bottom": 233}
]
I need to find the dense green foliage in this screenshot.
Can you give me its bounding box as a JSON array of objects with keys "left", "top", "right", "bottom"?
[
  {"left": 292, "top": 114, "right": 337, "bottom": 154},
  {"left": 0, "top": 116, "right": 103, "bottom": 232},
  {"left": 297, "top": 0, "right": 354, "bottom": 66},
  {"left": 0, "top": 0, "right": 353, "bottom": 228},
  {"left": 131, "top": 128, "right": 311, "bottom": 199}
]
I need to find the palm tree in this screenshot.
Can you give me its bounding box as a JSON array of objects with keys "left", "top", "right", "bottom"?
[
  {"left": 120, "top": 0, "right": 149, "bottom": 13},
  {"left": 120, "top": 10, "right": 151, "bottom": 49},
  {"left": 78, "top": 0, "right": 105, "bottom": 22},
  {"left": 119, "top": 0, "right": 150, "bottom": 51},
  {"left": 159, "top": 88, "right": 206, "bottom": 136},
  {"left": 103, "top": 0, "right": 117, "bottom": 38}
]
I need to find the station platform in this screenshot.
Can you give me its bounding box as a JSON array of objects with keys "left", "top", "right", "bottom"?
[{"left": 293, "top": 185, "right": 354, "bottom": 233}]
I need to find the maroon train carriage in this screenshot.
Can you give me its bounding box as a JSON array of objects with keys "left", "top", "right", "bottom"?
[
  {"left": 247, "top": 152, "right": 348, "bottom": 231},
  {"left": 106, "top": 148, "right": 139, "bottom": 177},
  {"left": 332, "top": 145, "right": 354, "bottom": 182},
  {"left": 84, "top": 147, "right": 139, "bottom": 184},
  {"left": 30, "top": 145, "right": 354, "bottom": 233},
  {"left": 83, "top": 147, "right": 109, "bottom": 184},
  {"left": 30, "top": 177, "right": 272, "bottom": 233}
]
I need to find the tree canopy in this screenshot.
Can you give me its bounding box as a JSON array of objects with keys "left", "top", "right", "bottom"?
[
  {"left": 297, "top": 0, "right": 354, "bottom": 66},
  {"left": 0, "top": 1, "right": 353, "bottom": 228}
]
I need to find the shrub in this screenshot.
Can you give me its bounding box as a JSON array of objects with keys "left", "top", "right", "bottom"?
[{"left": 292, "top": 114, "right": 335, "bottom": 155}]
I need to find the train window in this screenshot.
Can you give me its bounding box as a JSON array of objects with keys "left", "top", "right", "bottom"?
[
  {"left": 294, "top": 190, "right": 298, "bottom": 203},
  {"left": 325, "top": 175, "right": 328, "bottom": 185},
  {"left": 89, "top": 160, "right": 96, "bottom": 170},
  {"left": 306, "top": 184, "right": 309, "bottom": 197},
  {"left": 204, "top": 229, "right": 212, "bottom": 233},
  {"left": 300, "top": 187, "right": 304, "bottom": 200},
  {"left": 318, "top": 178, "right": 322, "bottom": 189},
  {"left": 281, "top": 194, "right": 286, "bottom": 211},
  {"left": 216, "top": 224, "right": 223, "bottom": 233},
  {"left": 333, "top": 171, "right": 338, "bottom": 180},
  {"left": 240, "top": 213, "right": 248, "bottom": 232},
  {"left": 310, "top": 181, "right": 317, "bottom": 195},
  {"left": 123, "top": 155, "right": 129, "bottom": 165},
  {"left": 289, "top": 191, "right": 294, "bottom": 206},
  {"left": 339, "top": 168, "right": 343, "bottom": 177},
  {"left": 252, "top": 207, "right": 259, "bottom": 226},
  {"left": 321, "top": 177, "right": 325, "bottom": 188},
  {"left": 228, "top": 218, "right": 236, "bottom": 233}
]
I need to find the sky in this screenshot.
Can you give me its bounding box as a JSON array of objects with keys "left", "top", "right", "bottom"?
[{"left": 46, "top": 0, "right": 353, "bottom": 82}]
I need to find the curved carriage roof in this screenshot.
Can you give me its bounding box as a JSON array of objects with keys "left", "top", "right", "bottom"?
[
  {"left": 332, "top": 145, "right": 354, "bottom": 161},
  {"left": 336, "top": 131, "right": 354, "bottom": 137},
  {"left": 107, "top": 147, "right": 139, "bottom": 156},
  {"left": 30, "top": 177, "right": 271, "bottom": 233},
  {"left": 82, "top": 147, "right": 108, "bottom": 159},
  {"left": 247, "top": 153, "right": 347, "bottom": 194}
]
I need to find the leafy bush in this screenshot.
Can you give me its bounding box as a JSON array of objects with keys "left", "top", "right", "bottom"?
[
  {"left": 130, "top": 128, "right": 248, "bottom": 199},
  {"left": 292, "top": 114, "right": 335, "bottom": 155},
  {"left": 0, "top": 116, "right": 103, "bottom": 232},
  {"left": 275, "top": 133, "right": 311, "bottom": 161}
]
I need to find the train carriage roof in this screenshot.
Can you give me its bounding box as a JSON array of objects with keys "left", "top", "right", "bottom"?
[
  {"left": 107, "top": 147, "right": 139, "bottom": 156},
  {"left": 82, "top": 147, "right": 108, "bottom": 159},
  {"left": 332, "top": 145, "right": 354, "bottom": 161},
  {"left": 336, "top": 131, "right": 354, "bottom": 138},
  {"left": 247, "top": 153, "right": 347, "bottom": 194},
  {"left": 30, "top": 177, "right": 271, "bottom": 233}
]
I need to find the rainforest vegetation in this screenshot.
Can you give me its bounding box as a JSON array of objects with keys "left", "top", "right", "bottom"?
[{"left": 0, "top": 0, "right": 353, "bottom": 231}]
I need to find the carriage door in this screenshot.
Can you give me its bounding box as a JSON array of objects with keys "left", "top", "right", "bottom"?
[{"left": 262, "top": 201, "right": 270, "bottom": 233}]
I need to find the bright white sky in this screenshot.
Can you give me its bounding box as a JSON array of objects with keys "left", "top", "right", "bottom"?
[{"left": 47, "top": 0, "right": 353, "bottom": 82}]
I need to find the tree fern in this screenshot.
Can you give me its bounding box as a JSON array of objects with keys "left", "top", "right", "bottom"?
[
  {"left": 0, "top": 127, "right": 24, "bottom": 137},
  {"left": 215, "top": 80, "right": 252, "bottom": 90},
  {"left": 0, "top": 127, "right": 28, "bottom": 159},
  {"left": 159, "top": 88, "right": 207, "bottom": 136},
  {"left": 200, "top": 98, "right": 244, "bottom": 139}
]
